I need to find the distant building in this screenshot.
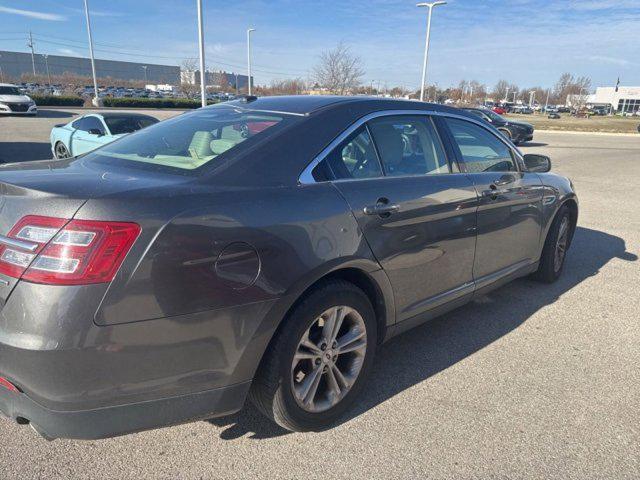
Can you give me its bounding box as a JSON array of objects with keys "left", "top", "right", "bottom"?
[
  {"left": 0, "top": 50, "right": 179, "bottom": 84},
  {"left": 585, "top": 86, "right": 640, "bottom": 113},
  {"left": 180, "top": 69, "right": 251, "bottom": 91}
]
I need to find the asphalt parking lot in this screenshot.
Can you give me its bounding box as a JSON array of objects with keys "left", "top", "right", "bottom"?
[{"left": 0, "top": 110, "right": 639, "bottom": 479}]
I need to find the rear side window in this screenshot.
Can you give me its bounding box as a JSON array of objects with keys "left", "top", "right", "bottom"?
[
  {"left": 324, "top": 126, "right": 383, "bottom": 180},
  {"left": 367, "top": 116, "right": 449, "bottom": 176},
  {"left": 445, "top": 118, "right": 516, "bottom": 173}
]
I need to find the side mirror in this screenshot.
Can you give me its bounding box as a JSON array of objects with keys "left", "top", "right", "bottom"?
[
  {"left": 523, "top": 153, "right": 551, "bottom": 173},
  {"left": 88, "top": 128, "right": 104, "bottom": 136}
]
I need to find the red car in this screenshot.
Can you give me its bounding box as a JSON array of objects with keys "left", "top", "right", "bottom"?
[{"left": 493, "top": 106, "right": 507, "bottom": 114}]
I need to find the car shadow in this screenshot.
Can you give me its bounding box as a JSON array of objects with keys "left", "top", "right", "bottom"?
[
  {"left": 207, "top": 226, "right": 636, "bottom": 440},
  {"left": 0, "top": 142, "right": 52, "bottom": 163},
  {"left": 520, "top": 142, "right": 548, "bottom": 147},
  {"left": 36, "top": 109, "right": 77, "bottom": 118}
]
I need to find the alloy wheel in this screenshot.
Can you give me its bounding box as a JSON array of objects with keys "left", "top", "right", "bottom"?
[
  {"left": 291, "top": 306, "right": 367, "bottom": 413},
  {"left": 55, "top": 143, "right": 70, "bottom": 159}
]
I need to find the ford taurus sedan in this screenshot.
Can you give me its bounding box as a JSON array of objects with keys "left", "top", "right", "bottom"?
[
  {"left": 50, "top": 112, "right": 158, "bottom": 158},
  {"left": 0, "top": 96, "right": 577, "bottom": 439}
]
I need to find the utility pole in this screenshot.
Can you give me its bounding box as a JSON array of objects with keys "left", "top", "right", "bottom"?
[
  {"left": 83, "top": 0, "right": 100, "bottom": 106},
  {"left": 142, "top": 65, "right": 148, "bottom": 84},
  {"left": 235, "top": 73, "right": 239, "bottom": 95},
  {"left": 196, "top": 0, "right": 207, "bottom": 107},
  {"left": 417, "top": 1, "right": 446, "bottom": 101},
  {"left": 247, "top": 28, "right": 255, "bottom": 95},
  {"left": 43, "top": 54, "right": 51, "bottom": 86},
  {"left": 0, "top": 54, "right": 4, "bottom": 83},
  {"left": 544, "top": 89, "right": 550, "bottom": 112},
  {"left": 27, "top": 31, "right": 36, "bottom": 76}
]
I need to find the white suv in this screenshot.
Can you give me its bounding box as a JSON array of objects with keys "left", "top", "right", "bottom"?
[{"left": 0, "top": 83, "right": 38, "bottom": 116}]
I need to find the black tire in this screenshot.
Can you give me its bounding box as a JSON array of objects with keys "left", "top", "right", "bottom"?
[
  {"left": 534, "top": 205, "right": 572, "bottom": 283},
  {"left": 249, "top": 280, "right": 378, "bottom": 432}
]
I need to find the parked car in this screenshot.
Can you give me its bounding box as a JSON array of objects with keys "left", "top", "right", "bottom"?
[
  {"left": 492, "top": 106, "right": 507, "bottom": 115},
  {"left": 462, "top": 107, "right": 534, "bottom": 144},
  {"left": 511, "top": 105, "right": 534, "bottom": 114},
  {"left": 0, "top": 83, "right": 38, "bottom": 116},
  {"left": 0, "top": 96, "right": 577, "bottom": 440},
  {"left": 50, "top": 112, "right": 158, "bottom": 158}
]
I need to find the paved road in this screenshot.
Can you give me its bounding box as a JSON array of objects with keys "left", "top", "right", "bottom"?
[{"left": 0, "top": 114, "right": 639, "bottom": 479}]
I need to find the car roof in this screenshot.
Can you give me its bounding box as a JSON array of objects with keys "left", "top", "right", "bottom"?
[
  {"left": 0, "top": 83, "right": 19, "bottom": 87},
  {"left": 87, "top": 112, "right": 157, "bottom": 119},
  {"left": 220, "top": 95, "right": 459, "bottom": 116}
]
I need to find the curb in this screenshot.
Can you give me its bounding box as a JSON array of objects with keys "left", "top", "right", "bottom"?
[{"left": 536, "top": 129, "right": 639, "bottom": 137}]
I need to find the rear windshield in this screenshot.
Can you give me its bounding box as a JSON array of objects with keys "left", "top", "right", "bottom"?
[
  {"left": 0, "top": 86, "right": 22, "bottom": 95},
  {"left": 104, "top": 115, "right": 158, "bottom": 135},
  {"left": 87, "top": 107, "right": 289, "bottom": 172}
]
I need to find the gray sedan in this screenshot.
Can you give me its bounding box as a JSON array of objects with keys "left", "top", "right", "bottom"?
[{"left": 0, "top": 96, "right": 577, "bottom": 439}]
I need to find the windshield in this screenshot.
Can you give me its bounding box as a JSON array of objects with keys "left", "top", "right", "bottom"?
[
  {"left": 484, "top": 110, "right": 506, "bottom": 122},
  {"left": 0, "top": 86, "right": 22, "bottom": 95},
  {"left": 87, "top": 107, "right": 289, "bottom": 172},
  {"left": 104, "top": 115, "right": 159, "bottom": 135}
]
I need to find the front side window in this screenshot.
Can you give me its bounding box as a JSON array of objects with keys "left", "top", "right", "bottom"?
[
  {"left": 83, "top": 116, "right": 106, "bottom": 135},
  {"left": 324, "top": 126, "right": 383, "bottom": 180},
  {"left": 367, "top": 116, "right": 449, "bottom": 176},
  {"left": 86, "top": 107, "right": 289, "bottom": 171},
  {"left": 445, "top": 118, "right": 516, "bottom": 173}
]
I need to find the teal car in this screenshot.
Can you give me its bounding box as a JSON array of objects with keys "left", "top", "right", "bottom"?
[{"left": 50, "top": 112, "right": 158, "bottom": 158}]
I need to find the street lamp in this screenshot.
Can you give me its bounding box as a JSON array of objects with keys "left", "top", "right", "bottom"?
[
  {"left": 43, "top": 54, "right": 51, "bottom": 86},
  {"left": 417, "top": 1, "right": 446, "bottom": 102},
  {"left": 196, "top": 0, "right": 207, "bottom": 107},
  {"left": 83, "top": 0, "right": 100, "bottom": 106},
  {"left": 247, "top": 28, "right": 255, "bottom": 96},
  {"left": 0, "top": 54, "right": 4, "bottom": 83},
  {"left": 142, "top": 65, "right": 148, "bottom": 84}
]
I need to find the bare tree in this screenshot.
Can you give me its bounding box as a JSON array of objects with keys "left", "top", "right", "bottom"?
[
  {"left": 553, "top": 73, "right": 591, "bottom": 105},
  {"left": 180, "top": 58, "right": 200, "bottom": 97},
  {"left": 313, "top": 42, "right": 365, "bottom": 95},
  {"left": 492, "top": 80, "right": 510, "bottom": 102}
]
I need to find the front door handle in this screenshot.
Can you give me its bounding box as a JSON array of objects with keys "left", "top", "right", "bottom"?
[
  {"left": 364, "top": 199, "right": 400, "bottom": 217},
  {"left": 482, "top": 188, "right": 506, "bottom": 198}
]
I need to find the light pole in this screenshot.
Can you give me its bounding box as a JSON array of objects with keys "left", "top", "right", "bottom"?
[
  {"left": 247, "top": 28, "right": 255, "bottom": 95},
  {"left": 43, "top": 54, "right": 51, "bottom": 86},
  {"left": 417, "top": 1, "right": 446, "bottom": 102},
  {"left": 142, "top": 65, "right": 148, "bottom": 84},
  {"left": 196, "top": 0, "right": 207, "bottom": 107},
  {"left": 544, "top": 88, "right": 550, "bottom": 112},
  {"left": 83, "top": 0, "right": 100, "bottom": 106},
  {"left": 0, "top": 54, "right": 4, "bottom": 83}
]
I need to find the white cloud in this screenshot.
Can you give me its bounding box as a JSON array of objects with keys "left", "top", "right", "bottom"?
[
  {"left": 0, "top": 5, "right": 66, "bottom": 21},
  {"left": 58, "top": 48, "right": 82, "bottom": 57}
]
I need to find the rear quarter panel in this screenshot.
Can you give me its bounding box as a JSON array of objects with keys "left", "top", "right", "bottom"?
[{"left": 76, "top": 183, "right": 380, "bottom": 326}]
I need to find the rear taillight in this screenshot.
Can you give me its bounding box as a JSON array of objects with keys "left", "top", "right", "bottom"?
[{"left": 0, "top": 215, "right": 140, "bottom": 285}]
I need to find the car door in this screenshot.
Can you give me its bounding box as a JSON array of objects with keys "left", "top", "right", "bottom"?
[
  {"left": 439, "top": 116, "right": 543, "bottom": 284},
  {"left": 312, "top": 114, "right": 478, "bottom": 322},
  {"left": 72, "top": 115, "right": 107, "bottom": 155}
]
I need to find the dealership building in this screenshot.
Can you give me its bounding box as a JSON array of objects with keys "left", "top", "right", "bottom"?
[{"left": 586, "top": 86, "right": 640, "bottom": 113}]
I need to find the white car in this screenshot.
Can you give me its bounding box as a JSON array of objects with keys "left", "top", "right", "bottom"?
[{"left": 0, "top": 83, "right": 38, "bottom": 116}]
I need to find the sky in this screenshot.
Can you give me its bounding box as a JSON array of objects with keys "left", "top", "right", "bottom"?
[{"left": 0, "top": 0, "right": 639, "bottom": 91}]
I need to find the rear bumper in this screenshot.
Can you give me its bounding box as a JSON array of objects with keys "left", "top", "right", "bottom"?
[{"left": 0, "top": 380, "right": 250, "bottom": 440}]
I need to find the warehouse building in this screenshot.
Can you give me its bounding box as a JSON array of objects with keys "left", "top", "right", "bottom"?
[
  {"left": 0, "top": 50, "right": 180, "bottom": 84},
  {"left": 180, "top": 69, "right": 251, "bottom": 91}
]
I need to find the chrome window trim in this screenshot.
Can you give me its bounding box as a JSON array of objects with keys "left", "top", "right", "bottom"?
[{"left": 297, "top": 109, "right": 522, "bottom": 185}]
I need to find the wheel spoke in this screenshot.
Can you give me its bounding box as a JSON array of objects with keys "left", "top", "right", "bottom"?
[
  {"left": 294, "top": 349, "right": 317, "bottom": 361},
  {"left": 326, "top": 366, "right": 341, "bottom": 398},
  {"left": 331, "top": 364, "right": 349, "bottom": 389},
  {"left": 299, "top": 365, "right": 322, "bottom": 405},
  {"left": 337, "top": 328, "right": 366, "bottom": 354},
  {"left": 322, "top": 308, "right": 338, "bottom": 342}
]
